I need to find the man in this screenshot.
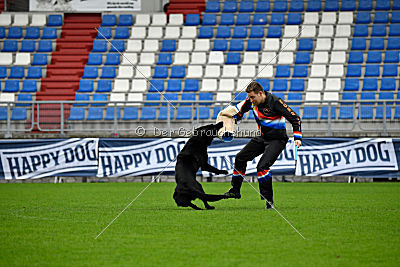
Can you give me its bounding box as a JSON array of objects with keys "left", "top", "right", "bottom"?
[{"left": 221, "top": 81, "right": 302, "bottom": 209}]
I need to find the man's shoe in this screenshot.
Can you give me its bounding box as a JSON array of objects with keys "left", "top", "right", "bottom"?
[
  {"left": 265, "top": 201, "right": 274, "bottom": 210},
  {"left": 224, "top": 188, "right": 241, "bottom": 199}
]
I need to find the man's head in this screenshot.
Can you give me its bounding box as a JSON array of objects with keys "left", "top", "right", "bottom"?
[{"left": 246, "top": 81, "right": 266, "bottom": 106}]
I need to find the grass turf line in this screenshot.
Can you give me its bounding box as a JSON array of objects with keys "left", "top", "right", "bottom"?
[{"left": 0, "top": 182, "right": 399, "bottom": 266}]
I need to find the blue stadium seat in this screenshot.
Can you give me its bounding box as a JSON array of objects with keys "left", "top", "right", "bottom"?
[
  {"left": 37, "top": 40, "right": 52, "bottom": 52},
  {"left": 87, "top": 107, "right": 103, "bottom": 120},
  {"left": 166, "top": 80, "right": 181, "bottom": 92},
  {"left": 0, "top": 27, "right": 4, "bottom": 38},
  {"left": 295, "top": 52, "right": 310, "bottom": 64},
  {"left": 290, "top": 79, "right": 305, "bottom": 91},
  {"left": 387, "top": 37, "right": 400, "bottom": 50},
  {"left": 96, "top": 27, "right": 112, "bottom": 39},
  {"left": 389, "top": 24, "right": 400, "bottom": 36},
  {"left": 358, "top": 0, "right": 372, "bottom": 10},
  {"left": 194, "top": 107, "right": 210, "bottom": 120},
  {"left": 273, "top": 0, "right": 287, "bottom": 11},
  {"left": 146, "top": 93, "right": 161, "bottom": 105},
  {"left": 32, "top": 53, "right": 48, "bottom": 65},
  {"left": 15, "top": 94, "right": 32, "bottom": 107},
  {"left": 249, "top": 26, "right": 264, "bottom": 38},
  {"left": 364, "top": 65, "right": 380, "bottom": 77},
  {"left": 226, "top": 52, "right": 241, "bottom": 64},
  {"left": 358, "top": 106, "right": 373, "bottom": 119},
  {"left": 220, "top": 14, "right": 235, "bottom": 25},
  {"left": 371, "top": 24, "right": 387, "bottom": 36},
  {"left": 92, "top": 40, "right": 107, "bottom": 52},
  {"left": 68, "top": 107, "right": 85, "bottom": 120},
  {"left": 229, "top": 39, "right": 244, "bottom": 51},
  {"left": 255, "top": 1, "right": 270, "bottom": 12},
  {"left": 287, "top": 93, "right": 302, "bottom": 105},
  {"left": 346, "top": 65, "right": 362, "bottom": 77},
  {"left": 270, "top": 13, "right": 285, "bottom": 25},
  {"left": 163, "top": 93, "right": 178, "bottom": 106},
  {"left": 236, "top": 13, "right": 251, "bottom": 25},
  {"left": 118, "top": 14, "right": 133, "bottom": 26},
  {"left": 20, "top": 40, "right": 35, "bottom": 52},
  {"left": 96, "top": 80, "right": 112, "bottom": 92},
  {"left": 376, "top": 106, "right": 392, "bottom": 119},
  {"left": 9, "top": 66, "right": 25, "bottom": 79},
  {"left": 176, "top": 107, "right": 192, "bottom": 120},
  {"left": 110, "top": 40, "right": 125, "bottom": 52},
  {"left": 247, "top": 39, "right": 261, "bottom": 51},
  {"left": 392, "top": 11, "right": 400, "bottom": 22},
  {"left": 87, "top": 53, "right": 103, "bottom": 65},
  {"left": 223, "top": 1, "right": 237, "bottom": 12},
  {"left": 290, "top": 0, "right": 304, "bottom": 11},
  {"left": 394, "top": 0, "right": 400, "bottom": 10},
  {"left": 7, "top": 27, "right": 23, "bottom": 39},
  {"left": 351, "top": 38, "right": 366, "bottom": 50},
  {"left": 105, "top": 107, "right": 121, "bottom": 120},
  {"left": 4, "top": 80, "right": 19, "bottom": 92},
  {"left": 235, "top": 92, "right": 247, "bottom": 101},
  {"left": 376, "top": 0, "right": 390, "bottom": 10},
  {"left": 257, "top": 79, "right": 270, "bottom": 90},
  {"left": 273, "top": 92, "right": 285, "bottom": 100},
  {"left": 185, "top": 14, "right": 200, "bottom": 26},
  {"left": 199, "top": 92, "right": 213, "bottom": 105},
  {"left": 362, "top": 78, "right": 378, "bottom": 91},
  {"left": 341, "top": 0, "right": 356, "bottom": 11},
  {"left": 212, "top": 106, "right": 221, "bottom": 120},
  {"left": 320, "top": 106, "right": 337, "bottom": 120},
  {"left": 0, "top": 67, "right": 5, "bottom": 79},
  {"left": 213, "top": 39, "right": 228, "bottom": 51},
  {"left": 355, "top": 12, "right": 371, "bottom": 23},
  {"left": 170, "top": 66, "right": 185, "bottom": 78},
  {"left": 2, "top": 40, "right": 17, "bottom": 52},
  {"left": 157, "top": 106, "right": 174, "bottom": 120},
  {"left": 101, "top": 14, "right": 117, "bottom": 26},
  {"left": 353, "top": 25, "right": 368, "bottom": 37},
  {"left": 306, "top": 0, "right": 321, "bottom": 11},
  {"left": 292, "top": 65, "right": 308, "bottom": 77},
  {"left": 302, "top": 106, "right": 318, "bottom": 119},
  {"left": 216, "top": 27, "right": 231, "bottom": 38},
  {"left": 202, "top": 14, "right": 216, "bottom": 25},
  {"left": 338, "top": 107, "right": 354, "bottom": 119},
  {"left": 114, "top": 27, "right": 129, "bottom": 39},
  {"left": 198, "top": 27, "right": 213, "bottom": 38},
  {"left": 380, "top": 78, "right": 396, "bottom": 90},
  {"left": 343, "top": 79, "right": 359, "bottom": 91},
  {"left": 378, "top": 92, "right": 394, "bottom": 104},
  {"left": 253, "top": 14, "right": 267, "bottom": 25},
  {"left": 366, "top": 51, "right": 382, "bottom": 63},
  {"left": 78, "top": 80, "right": 94, "bottom": 93},
  {"left": 348, "top": 51, "right": 363, "bottom": 63},
  {"left": 370, "top": 38, "right": 385, "bottom": 50},
  {"left": 275, "top": 65, "right": 290, "bottom": 78},
  {"left": 273, "top": 79, "right": 288, "bottom": 91},
  {"left": 239, "top": 1, "right": 254, "bottom": 12},
  {"left": 153, "top": 66, "right": 168, "bottom": 78},
  {"left": 157, "top": 53, "right": 172, "bottom": 65},
  {"left": 232, "top": 27, "right": 247, "bottom": 38},
  {"left": 82, "top": 66, "right": 98, "bottom": 78},
  {"left": 395, "top": 107, "right": 400, "bottom": 119},
  {"left": 11, "top": 107, "right": 27, "bottom": 120},
  {"left": 360, "top": 92, "right": 375, "bottom": 104},
  {"left": 21, "top": 80, "right": 37, "bottom": 92},
  {"left": 382, "top": 65, "right": 398, "bottom": 77},
  {"left": 100, "top": 66, "right": 116, "bottom": 78},
  {"left": 25, "top": 27, "right": 40, "bottom": 39},
  {"left": 184, "top": 79, "right": 199, "bottom": 92},
  {"left": 149, "top": 80, "right": 164, "bottom": 92},
  {"left": 122, "top": 107, "right": 139, "bottom": 120},
  {"left": 42, "top": 27, "right": 57, "bottom": 39},
  {"left": 267, "top": 26, "right": 282, "bottom": 38},
  {"left": 324, "top": 0, "right": 339, "bottom": 11},
  {"left": 374, "top": 12, "right": 389, "bottom": 23},
  {"left": 181, "top": 93, "right": 196, "bottom": 106},
  {"left": 287, "top": 13, "right": 302, "bottom": 25},
  {"left": 74, "top": 94, "right": 90, "bottom": 106},
  {"left": 205, "top": 1, "right": 220, "bottom": 12},
  {"left": 298, "top": 39, "right": 313, "bottom": 50},
  {"left": 92, "top": 93, "right": 108, "bottom": 106},
  {"left": 47, "top": 14, "right": 62, "bottom": 26},
  {"left": 26, "top": 67, "right": 42, "bottom": 79}
]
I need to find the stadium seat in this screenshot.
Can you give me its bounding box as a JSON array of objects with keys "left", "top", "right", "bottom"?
[
  {"left": 110, "top": 40, "right": 125, "bottom": 52},
  {"left": 96, "top": 80, "right": 112, "bottom": 92},
  {"left": 127, "top": 92, "right": 144, "bottom": 104},
  {"left": 4, "top": 80, "right": 20, "bottom": 92},
  {"left": 73, "top": 94, "right": 90, "bottom": 106},
  {"left": 364, "top": 65, "right": 380, "bottom": 77},
  {"left": 68, "top": 107, "right": 85, "bottom": 120},
  {"left": 10, "top": 107, "right": 27, "bottom": 120},
  {"left": 380, "top": 78, "right": 397, "bottom": 90},
  {"left": 7, "top": 27, "right": 23, "bottom": 39},
  {"left": 307, "top": 78, "right": 323, "bottom": 91},
  {"left": 166, "top": 80, "right": 181, "bottom": 92},
  {"left": 341, "top": 0, "right": 356, "bottom": 10},
  {"left": 287, "top": 13, "right": 302, "bottom": 25},
  {"left": 387, "top": 37, "right": 400, "bottom": 50},
  {"left": 206, "top": 1, "right": 220, "bottom": 12},
  {"left": 275, "top": 65, "right": 291, "bottom": 78},
  {"left": 290, "top": 79, "right": 305, "bottom": 91},
  {"left": 199, "top": 92, "right": 213, "bottom": 105},
  {"left": 78, "top": 80, "right": 93, "bottom": 93},
  {"left": 157, "top": 53, "right": 172, "bottom": 65},
  {"left": 100, "top": 66, "right": 116, "bottom": 78},
  {"left": 114, "top": 27, "right": 129, "bottom": 39},
  {"left": 358, "top": 0, "right": 372, "bottom": 10},
  {"left": 236, "top": 14, "right": 251, "bottom": 25},
  {"left": 2, "top": 40, "right": 17, "bottom": 52},
  {"left": 185, "top": 14, "right": 200, "bottom": 26},
  {"left": 97, "top": 27, "right": 112, "bottom": 39},
  {"left": 181, "top": 93, "right": 196, "bottom": 106},
  {"left": 288, "top": 92, "right": 303, "bottom": 105},
  {"left": 239, "top": 1, "right": 254, "bottom": 12},
  {"left": 229, "top": 39, "right": 244, "bottom": 51},
  {"left": 153, "top": 66, "right": 168, "bottom": 78},
  {"left": 92, "top": 93, "right": 108, "bottom": 106},
  {"left": 270, "top": 13, "right": 285, "bottom": 25},
  {"left": 273, "top": 79, "right": 288, "bottom": 91},
  {"left": 372, "top": 24, "right": 387, "bottom": 36},
  {"left": 343, "top": 78, "right": 359, "bottom": 91},
  {"left": 37, "top": 40, "right": 52, "bottom": 52},
  {"left": 384, "top": 51, "right": 399, "bottom": 63},
  {"left": 163, "top": 93, "right": 178, "bottom": 106},
  {"left": 253, "top": 14, "right": 267, "bottom": 25},
  {"left": 346, "top": 65, "right": 362, "bottom": 77},
  {"left": 362, "top": 78, "right": 378, "bottom": 91},
  {"left": 324, "top": 0, "right": 339, "bottom": 11},
  {"left": 249, "top": 27, "right": 264, "bottom": 38},
  {"left": 42, "top": 27, "right": 57, "bottom": 39},
  {"left": 353, "top": 25, "right": 368, "bottom": 37},
  {"left": 198, "top": 27, "right": 213, "bottom": 38},
  {"left": 30, "top": 14, "right": 46, "bottom": 26},
  {"left": 0, "top": 66, "right": 5, "bottom": 78},
  {"left": 339, "top": 106, "right": 354, "bottom": 119},
  {"left": 87, "top": 53, "right": 102, "bottom": 65},
  {"left": 226, "top": 53, "right": 241, "bottom": 64},
  {"left": 19, "top": 40, "right": 35, "bottom": 52},
  {"left": 267, "top": 26, "right": 282, "bottom": 38},
  {"left": 223, "top": 1, "right": 237, "bottom": 12},
  {"left": 87, "top": 107, "right": 103, "bottom": 120},
  {"left": 220, "top": 14, "right": 234, "bottom": 25},
  {"left": 232, "top": 27, "right": 247, "bottom": 38},
  {"left": 358, "top": 106, "right": 373, "bottom": 119},
  {"left": 213, "top": 40, "right": 228, "bottom": 51},
  {"left": 9, "top": 66, "right": 25, "bottom": 79},
  {"left": 164, "top": 26, "right": 180, "bottom": 39},
  {"left": 202, "top": 14, "right": 216, "bottom": 26},
  {"left": 92, "top": 40, "right": 107, "bottom": 52},
  {"left": 298, "top": 39, "right": 313, "bottom": 50},
  {"left": 118, "top": 14, "right": 133, "bottom": 26},
  {"left": 247, "top": 39, "right": 261, "bottom": 51},
  {"left": 105, "top": 107, "right": 121, "bottom": 120},
  {"left": 101, "top": 14, "right": 117, "bottom": 26},
  {"left": 216, "top": 27, "right": 231, "bottom": 39},
  {"left": 320, "top": 106, "right": 337, "bottom": 119},
  {"left": 374, "top": 12, "right": 389, "bottom": 23},
  {"left": 176, "top": 107, "right": 192, "bottom": 120},
  {"left": 183, "top": 79, "right": 199, "bottom": 92},
  {"left": 122, "top": 107, "right": 138, "bottom": 120},
  {"left": 170, "top": 66, "right": 185, "bottom": 78},
  {"left": 158, "top": 107, "right": 174, "bottom": 120},
  {"left": 295, "top": 52, "right": 310, "bottom": 64},
  {"left": 382, "top": 65, "right": 398, "bottom": 77},
  {"left": 302, "top": 106, "right": 318, "bottom": 119},
  {"left": 47, "top": 14, "right": 62, "bottom": 26},
  {"left": 366, "top": 51, "right": 382, "bottom": 63},
  {"left": 370, "top": 38, "right": 385, "bottom": 50}
]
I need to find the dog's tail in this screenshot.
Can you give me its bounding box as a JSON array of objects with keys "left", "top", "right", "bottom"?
[{"left": 202, "top": 193, "right": 228, "bottom": 202}]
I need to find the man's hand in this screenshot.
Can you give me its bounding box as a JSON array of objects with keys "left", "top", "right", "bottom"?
[{"left": 295, "top": 140, "right": 302, "bottom": 148}]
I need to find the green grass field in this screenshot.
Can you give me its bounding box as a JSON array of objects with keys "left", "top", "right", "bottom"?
[{"left": 0, "top": 182, "right": 399, "bottom": 266}]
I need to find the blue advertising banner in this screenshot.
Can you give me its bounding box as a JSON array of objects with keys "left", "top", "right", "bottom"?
[{"left": 0, "top": 138, "right": 399, "bottom": 179}]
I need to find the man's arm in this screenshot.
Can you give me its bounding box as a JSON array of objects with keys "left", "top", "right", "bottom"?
[{"left": 274, "top": 98, "right": 302, "bottom": 147}]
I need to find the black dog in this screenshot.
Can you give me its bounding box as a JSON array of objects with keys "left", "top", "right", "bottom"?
[{"left": 173, "top": 122, "right": 229, "bottom": 210}]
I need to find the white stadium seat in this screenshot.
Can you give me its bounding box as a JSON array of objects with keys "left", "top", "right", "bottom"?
[
  {"left": 0, "top": 53, "right": 13, "bottom": 65},
  {"left": 257, "top": 65, "right": 273, "bottom": 78},
  {"left": 142, "top": 40, "right": 159, "bottom": 52},
  {"left": 147, "top": 27, "right": 163, "bottom": 39},
  {"left": 152, "top": 13, "right": 167, "bottom": 26},
  {"left": 310, "top": 65, "right": 327, "bottom": 77},
  {"left": 113, "top": 79, "right": 130, "bottom": 92},
  {"left": 216, "top": 92, "right": 232, "bottom": 103},
  {"left": 127, "top": 93, "right": 143, "bottom": 105},
  {"left": 208, "top": 51, "right": 224, "bottom": 64},
  {"left": 110, "top": 93, "right": 126, "bottom": 105},
  {"left": 204, "top": 65, "right": 220, "bottom": 78},
  {"left": 174, "top": 52, "right": 190, "bottom": 65},
  {"left": 0, "top": 93, "right": 15, "bottom": 105},
  {"left": 117, "top": 66, "right": 134, "bottom": 79},
  {"left": 126, "top": 40, "right": 142, "bottom": 52},
  {"left": 121, "top": 53, "right": 138, "bottom": 65},
  {"left": 0, "top": 14, "right": 12, "bottom": 26},
  {"left": 281, "top": 38, "right": 297, "bottom": 51},
  {"left": 243, "top": 52, "right": 259, "bottom": 64},
  {"left": 187, "top": 65, "right": 204, "bottom": 78},
  {"left": 135, "top": 14, "right": 150, "bottom": 26},
  {"left": 318, "top": 25, "right": 334, "bottom": 37},
  {"left": 219, "top": 79, "right": 235, "bottom": 91},
  {"left": 283, "top": 25, "right": 299, "bottom": 37},
  {"left": 328, "top": 65, "right": 344, "bottom": 77},
  {"left": 278, "top": 52, "right": 294, "bottom": 64},
  {"left": 338, "top": 12, "right": 353, "bottom": 24},
  {"left": 191, "top": 52, "right": 206, "bottom": 64},
  {"left": 303, "top": 13, "right": 319, "bottom": 24},
  {"left": 222, "top": 65, "right": 238, "bottom": 78},
  {"left": 181, "top": 26, "right": 197, "bottom": 39},
  {"left": 332, "top": 38, "right": 349, "bottom": 50},
  {"left": 30, "top": 14, "right": 46, "bottom": 26},
  {"left": 313, "top": 52, "right": 329, "bottom": 64},
  {"left": 134, "top": 66, "right": 151, "bottom": 79},
  {"left": 325, "top": 78, "right": 341, "bottom": 91},
  {"left": 13, "top": 13, "right": 29, "bottom": 26},
  {"left": 335, "top": 25, "right": 351, "bottom": 37},
  {"left": 321, "top": 12, "right": 336, "bottom": 24},
  {"left": 307, "top": 78, "right": 324, "bottom": 91},
  {"left": 264, "top": 39, "right": 280, "bottom": 51},
  {"left": 315, "top": 38, "right": 331, "bottom": 50},
  {"left": 301, "top": 25, "right": 316, "bottom": 37},
  {"left": 240, "top": 65, "right": 256, "bottom": 78},
  {"left": 131, "top": 79, "right": 147, "bottom": 92},
  {"left": 194, "top": 39, "right": 210, "bottom": 51},
  {"left": 330, "top": 51, "right": 346, "bottom": 64},
  {"left": 130, "top": 27, "right": 146, "bottom": 39},
  {"left": 305, "top": 92, "right": 321, "bottom": 104},
  {"left": 14, "top": 53, "right": 31, "bottom": 65},
  {"left": 168, "top": 14, "right": 183, "bottom": 25},
  {"left": 261, "top": 52, "right": 277, "bottom": 64},
  {"left": 177, "top": 39, "right": 193, "bottom": 51},
  {"left": 164, "top": 26, "right": 180, "bottom": 39},
  {"left": 201, "top": 79, "right": 217, "bottom": 91}
]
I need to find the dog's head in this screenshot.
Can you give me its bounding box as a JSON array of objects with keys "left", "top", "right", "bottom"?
[{"left": 193, "top": 122, "right": 224, "bottom": 146}]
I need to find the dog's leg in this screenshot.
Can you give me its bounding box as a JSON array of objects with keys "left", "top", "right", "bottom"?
[
  {"left": 188, "top": 202, "right": 202, "bottom": 210},
  {"left": 202, "top": 200, "right": 215, "bottom": 210},
  {"left": 204, "top": 194, "right": 228, "bottom": 202}
]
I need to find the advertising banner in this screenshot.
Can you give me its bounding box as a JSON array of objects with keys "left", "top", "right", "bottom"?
[{"left": 30, "top": 0, "right": 141, "bottom": 12}]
